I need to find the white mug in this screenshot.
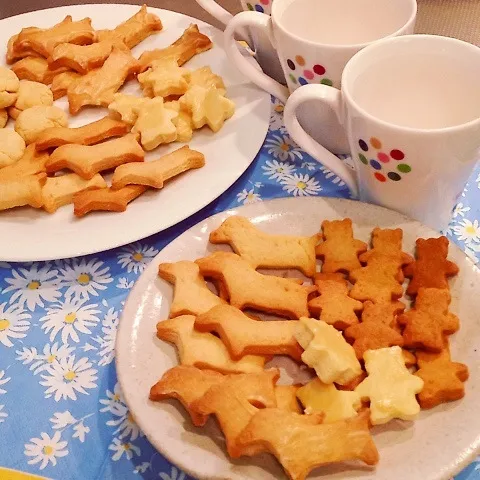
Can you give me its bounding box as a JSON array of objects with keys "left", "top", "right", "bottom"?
[
  {"left": 224, "top": 0, "right": 416, "bottom": 153},
  {"left": 284, "top": 35, "right": 480, "bottom": 231},
  {"left": 195, "top": 0, "right": 285, "bottom": 82}
]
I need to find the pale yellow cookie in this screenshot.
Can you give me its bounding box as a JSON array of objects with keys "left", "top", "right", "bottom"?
[
  {"left": 164, "top": 100, "right": 193, "bottom": 142},
  {"left": 8, "top": 80, "right": 54, "bottom": 120},
  {"left": 15, "top": 105, "right": 68, "bottom": 144},
  {"left": 179, "top": 85, "right": 235, "bottom": 132},
  {"left": 189, "top": 66, "right": 226, "bottom": 95},
  {"left": 355, "top": 346, "right": 424, "bottom": 425},
  {"left": 294, "top": 317, "right": 362, "bottom": 385},
  {"left": 0, "top": 67, "right": 19, "bottom": 108},
  {"left": 0, "top": 128, "right": 26, "bottom": 167},
  {"left": 138, "top": 58, "right": 191, "bottom": 98},
  {"left": 132, "top": 97, "right": 178, "bottom": 150},
  {"left": 297, "top": 378, "right": 361, "bottom": 423},
  {"left": 108, "top": 93, "right": 149, "bottom": 125}
]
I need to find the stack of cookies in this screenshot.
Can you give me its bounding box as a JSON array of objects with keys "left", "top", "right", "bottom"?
[
  {"left": 0, "top": 5, "right": 235, "bottom": 216},
  {"left": 151, "top": 215, "right": 468, "bottom": 480}
]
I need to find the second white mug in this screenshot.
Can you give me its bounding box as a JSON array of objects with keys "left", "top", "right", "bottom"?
[{"left": 224, "top": 0, "right": 417, "bottom": 153}]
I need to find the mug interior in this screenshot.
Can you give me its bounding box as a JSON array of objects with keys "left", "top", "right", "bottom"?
[
  {"left": 274, "top": 0, "right": 415, "bottom": 46},
  {"left": 345, "top": 35, "right": 480, "bottom": 129}
]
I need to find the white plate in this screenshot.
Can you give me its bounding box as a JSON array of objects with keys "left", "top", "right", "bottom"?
[
  {"left": 116, "top": 197, "right": 480, "bottom": 480},
  {"left": 0, "top": 4, "right": 270, "bottom": 262}
]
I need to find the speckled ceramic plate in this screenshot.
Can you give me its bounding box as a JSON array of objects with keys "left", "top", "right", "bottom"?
[
  {"left": 116, "top": 197, "right": 480, "bottom": 480},
  {"left": 0, "top": 4, "right": 270, "bottom": 262}
]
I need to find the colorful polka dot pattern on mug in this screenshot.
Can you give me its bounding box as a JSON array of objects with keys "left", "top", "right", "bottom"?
[
  {"left": 246, "top": 0, "right": 271, "bottom": 14},
  {"left": 358, "top": 137, "right": 411, "bottom": 182},
  {"left": 285, "top": 55, "right": 333, "bottom": 87}
]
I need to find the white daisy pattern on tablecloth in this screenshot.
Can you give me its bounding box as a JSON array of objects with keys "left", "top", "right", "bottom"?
[
  {"left": 261, "top": 159, "right": 296, "bottom": 180},
  {"left": 452, "top": 202, "right": 471, "bottom": 218},
  {"left": 0, "top": 370, "right": 10, "bottom": 395},
  {"left": 263, "top": 134, "right": 303, "bottom": 162},
  {"left": 57, "top": 258, "right": 113, "bottom": 301},
  {"left": 72, "top": 422, "right": 90, "bottom": 443},
  {"left": 93, "top": 307, "right": 119, "bottom": 366},
  {"left": 319, "top": 165, "right": 346, "bottom": 186},
  {"left": 236, "top": 188, "right": 262, "bottom": 205},
  {"left": 2, "top": 264, "right": 61, "bottom": 312},
  {"left": 117, "top": 242, "right": 159, "bottom": 274},
  {"left": 0, "top": 302, "right": 31, "bottom": 348},
  {"left": 134, "top": 462, "right": 150, "bottom": 474},
  {"left": 23, "top": 343, "right": 76, "bottom": 375},
  {"left": 116, "top": 277, "right": 134, "bottom": 290},
  {"left": 159, "top": 466, "right": 186, "bottom": 480},
  {"left": 109, "top": 437, "right": 141, "bottom": 461},
  {"left": 40, "top": 298, "right": 100, "bottom": 344},
  {"left": 107, "top": 407, "right": 142, "bottom": 441},
  {"left": 99, "top": 383, "right": 125, "bottom": 415},
  {"left": 465, "top": 243, "right": 480, "bottom": 263},
  {"left": 40, "top": 355, "right": 97, "bottom": 401},
  {"left": 24, "top": 431, "right": 68, "bottom": 470},
  {"left": 50, "top": 411, "right": 76, "bottom": 430},
  {"left": 280, "top": 173, "right": 322, "bottom": 196},
  {"left": 269, "top": 97, "right": 286, "bottom": 132},
  {"left": 453, "top": 219, "right": 480, "bottom": 244}
]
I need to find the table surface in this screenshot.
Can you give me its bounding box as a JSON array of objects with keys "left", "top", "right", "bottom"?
[{"left": 0, "top": 2, "right": 479, "bottom": 480}]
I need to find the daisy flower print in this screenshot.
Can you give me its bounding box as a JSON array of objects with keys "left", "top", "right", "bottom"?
[
  {"left": 3, "top": 263, "right": 61, "bottom": 312},
  {"left": 24, "top": 431, "right": 68, "bottom": 470},
  {"left": 0, "top": 302, "right": 31, "bottom": 348},
  {"left": 109, "top": 437, "right": 141, "bottom": 461},
  {"left": 237, "top": 189, "right": 262, "bottom": 205},
  {"left": 117, "top": 242, "right": 159, "bottom": 274},
  {"left": 264, "top": 134, "right": 303, "bottom": 162},
  {"left": 453, "top": 219, "right": 480, "bottom": 244},
  {"left": 40, "top": 355, "right": 97, "bottom": 401},
  {"left": 40, "top": 298, "right": 100, "bottom": 344},
  {"left": 261, "top": 159, "right": 296, "bottom": 181},
  {"left": 57, "top": 258, "right": 113, "bottom": 301},
  {"left": 281, "top": 173, "right": 322, "bottom": 196}
]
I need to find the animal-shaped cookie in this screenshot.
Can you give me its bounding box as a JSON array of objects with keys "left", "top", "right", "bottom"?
[
  {"left": 156, "top": 315, "right": 267, "bottom": 374},
  {"left": 149, "top": 365, "right": 224, "bottom": 426},
  {"left": 196, "top": 252, "right": 315, "bottom": 318},
  {"left": 397, "top": 288, "right": 459, "bottom": 351},
  {"left": 235, "top": 409, "right": 379, "bottom": 480},
  {"left": 315, "top": 219, "right": 367, "bottom": 273},
  {"left": 158, "top": 260, "right": 225, "bottom": 317},
  {"left": 294, "top": 317, "right": 362, "bottom": 385},
  {"left": 138, "top": 24, "right": 212, "bottom": 71},
  {"left": 404, "top": 236, "right": 459, "bottom": 296},
  {"left": 194, "top": 305, "right": 303, "bottom": 360},
  {"left": 189, "top": 369, "right": 279, "bottom": 458},
  {"left": 296, "top": 378, "right": 361, "bottom": 423},
  {"left": 355, "top": 346, "right": 424, "bottom": 425},
  {"left": 308, "top": 273, "right": 362, "bottom": 329},
  {"left": 415, "top": 346, "right": 469, "bottom": 409},
  {"left": 209, "top": 215, "right": 318, "bottom": 276}
]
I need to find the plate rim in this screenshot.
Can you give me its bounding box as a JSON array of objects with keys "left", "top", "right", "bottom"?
[
  {"left": 116, "top": 196, "right": 480, "bottom": 480},
  {"left": 0, "top": 3, "right": 270, "bottom": 262}
]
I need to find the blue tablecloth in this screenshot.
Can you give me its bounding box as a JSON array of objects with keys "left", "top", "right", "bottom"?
[{"left": 0, "top": 97, "right": 479, "bottom": 480}]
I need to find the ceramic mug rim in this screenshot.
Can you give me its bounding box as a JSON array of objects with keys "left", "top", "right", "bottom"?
[
  {"left": 341, "top": 34, "right": 480, "bottom": 134},
  {"left": 271, "top": 0, "right": 417, "bottom": 50}
]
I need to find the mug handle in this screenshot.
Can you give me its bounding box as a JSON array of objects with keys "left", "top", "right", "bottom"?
[
  {"left": 195, "top": 0, "right": 252, "bottom": 44},
  {"left": 224, "top": 11, "right": 289, "bottom": 103},
  {"left": 284, "top": 84, "right": 359, "bottom": 196}
]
